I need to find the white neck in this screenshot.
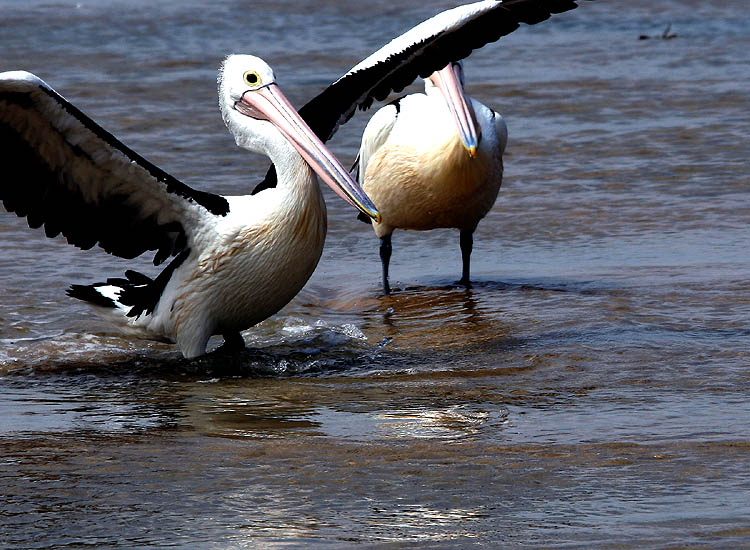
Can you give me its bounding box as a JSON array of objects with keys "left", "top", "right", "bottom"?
[
  {"left": 266, "top": 137, "right": 317, "bottom": 193},
  {"left": 223, "top": 107, "right": 317, "bottom": 196}
]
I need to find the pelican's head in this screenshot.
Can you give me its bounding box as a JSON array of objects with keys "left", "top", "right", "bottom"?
[
  {"left": 219, "top": 54, "right": 379, "bottom": 222},
  {"left": 425, "top": 61, "right": 481, "bottom": 158}
]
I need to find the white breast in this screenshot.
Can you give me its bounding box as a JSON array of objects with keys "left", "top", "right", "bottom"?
[
  {"left": 363, "top": 94, "right": 503, "bottom": 236},
  {"left": 147, "top": 184, "right": 327, "bottom": 355}
]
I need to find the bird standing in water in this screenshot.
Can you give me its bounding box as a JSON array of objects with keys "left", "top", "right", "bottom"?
[
  {"left": 0, "top": 55, "right": 379, "bottom": 358},
  {"left": 244, "top": 0, "right": 582, "bottom": 295},
  {"left": 355, "top": 61, "right": 507, "bottom": 293}
]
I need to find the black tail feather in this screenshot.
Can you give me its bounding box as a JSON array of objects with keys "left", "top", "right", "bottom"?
[
  {"left": 124, "top": 269, "right": 153, "bottom": 285},
  {"left": 67, "top": 284, "right": 117, "bottom": 308},
  {"left": 66, "top": 248, "right": 190, "bottom": 318},
  {"left": 120, "top": 248, "right": 190, "bottom": 318}
]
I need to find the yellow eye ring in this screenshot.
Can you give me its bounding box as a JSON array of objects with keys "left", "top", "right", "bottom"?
[{"left": 244, "top": 71, "right": 262, "bottom": 87}]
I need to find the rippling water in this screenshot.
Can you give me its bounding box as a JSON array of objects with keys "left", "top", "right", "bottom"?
[{"left": 2, "top": 1, "right": 749, "bottom": 548}]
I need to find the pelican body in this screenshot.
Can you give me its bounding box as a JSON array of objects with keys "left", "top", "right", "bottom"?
[
  {"left": 357, "top": 62, "right": 507, "bottom": 293},
  {"left": 0, "top": 56, "right": 378, "bottom": 358}
]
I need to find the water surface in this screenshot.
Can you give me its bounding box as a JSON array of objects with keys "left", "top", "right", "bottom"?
[{"left": 1, "top": 1, "right": 749, "bottom": 548}]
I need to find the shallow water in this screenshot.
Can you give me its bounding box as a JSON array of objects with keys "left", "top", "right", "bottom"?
[{"left": 1, "top": 1, "right": 749, "bottom": 548}]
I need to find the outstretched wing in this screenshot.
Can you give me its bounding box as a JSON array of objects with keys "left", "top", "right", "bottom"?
[
  {"left": 252, "top": 0, "right": 581, "bottom": 194},
  {"left": 0, "top": 71, "right": 229, "bottom": 265},
  {"left": 305, "top": 0, "right": 579, "bottom": 142}
]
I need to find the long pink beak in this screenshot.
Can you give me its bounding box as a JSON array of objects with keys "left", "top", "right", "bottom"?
[
  {"left": 236, "top": 84, "right": 380, "bottom": 222},
  {"left": 429, "top": 63, "right": 481, "bottom": 158}
]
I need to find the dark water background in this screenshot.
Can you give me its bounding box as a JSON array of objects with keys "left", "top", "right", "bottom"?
[{"left": 1, "top": 1, "right": 749, "bottom": 548}]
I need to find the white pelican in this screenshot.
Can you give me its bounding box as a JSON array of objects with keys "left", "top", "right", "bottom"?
[
  {"left": 249, "top": 0, "right": 583, "bottom": 293},
  {"left": 355, "top": 60, "right": 507, "bottom": 293},
  {"left": 0, "top": 0, "right": 583, "bottom": 357},
  {"left": 0, "top": 56, "right": 379, "bottom": 358}
]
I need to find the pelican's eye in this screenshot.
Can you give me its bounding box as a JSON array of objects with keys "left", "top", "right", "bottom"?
[{"left": 244, "top": 71, "right": 262, "bottom": 88}]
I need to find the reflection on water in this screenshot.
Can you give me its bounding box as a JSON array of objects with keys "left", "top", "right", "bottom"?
[
  {"left": 372, "top": 285, "right": 509, "bottom": 350},
  {"left": 191, "top": 400, "right": 502, "bottom": 441},
  {"left": 2, "top": 0, "right": 750, "bottom": 548}
]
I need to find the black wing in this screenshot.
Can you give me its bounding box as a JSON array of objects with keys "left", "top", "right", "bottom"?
[
  {"left": 0, "top": 71, "right": 229, "bottom": 265},
  {"left": 251, "top": 0, "right": 581, "bottom": 194}
]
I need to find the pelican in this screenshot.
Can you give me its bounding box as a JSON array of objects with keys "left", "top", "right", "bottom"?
[
  {"left": 1, "top": 0, "right": 583, "bottom": 358},
  {"left": 249, "top": 0, "right": 583, "bottom": 293},
  {"left": 355, "top": 60, "right": 507, "bottom": 293},
  {"left": 0, "top": 56, "right": 379, "bottom": 358}
]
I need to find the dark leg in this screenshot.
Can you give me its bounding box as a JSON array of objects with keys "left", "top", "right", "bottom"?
[
  {"left": 221, "top": 331, "right": 246, "bottom": 352},
  {"left": 379, "top": 234, "right": 392, "bottom": 295},
  {"left": 458, "top": 229, "right": 473, "bottom": 287}
]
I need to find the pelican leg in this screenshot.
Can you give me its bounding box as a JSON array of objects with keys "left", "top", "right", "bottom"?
[
  {"left": 220, "top": 332, "right": 246, "bottom": 352},
  {"left": 458, "top": 229, "right": 473, "bottom": 288},
  {"left": 379, "top": 234, "right": 393, "bottom": 295}
]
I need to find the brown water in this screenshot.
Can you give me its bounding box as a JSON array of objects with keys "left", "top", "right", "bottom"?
[{"left": 1, "top": 1, "right": 749, "bottom": 548}]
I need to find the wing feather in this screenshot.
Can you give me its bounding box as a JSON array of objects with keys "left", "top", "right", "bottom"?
[
  {"left": 303, "top": 0, "right": 580, "bottom": 142},
  {"left": 357, "top": 99, "right": 403, "bottom": 186},
  {"left": 251, "top": 0, "right": 582, "bottom": 194},
  {"left": 0, "top": 71, "right": 229, "bottom": 264}
]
